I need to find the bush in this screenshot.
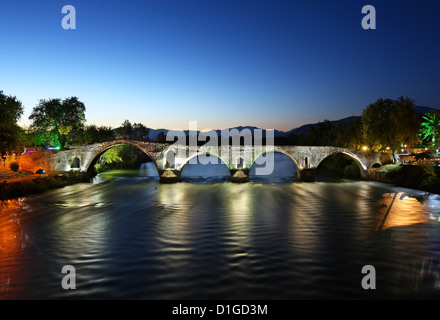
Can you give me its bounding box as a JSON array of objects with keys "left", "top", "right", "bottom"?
[
  {"left": 0, "top": 175, "right": 84, "bottom": 200},
  {"left": 9, "top": 162, "right": 19, "bottom": 172},
  {"left": 343, "top": 163, "right": 361, "bottom": 178}
]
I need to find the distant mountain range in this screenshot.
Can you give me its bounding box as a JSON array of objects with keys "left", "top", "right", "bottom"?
[
  {"left": 146, "top": 126, "right": 288, "bottom": 140},
  {"left": 144, "top": 105, "right": 440, "bottom": 140}
]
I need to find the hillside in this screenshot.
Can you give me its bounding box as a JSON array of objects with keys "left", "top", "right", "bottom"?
[{"left": 121, "top": 105, "right": 440, "bottom": 140}]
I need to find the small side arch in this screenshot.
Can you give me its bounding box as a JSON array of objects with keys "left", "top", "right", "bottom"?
[{"left": 70, "top": 156, "right": 81, "bottom": 170}]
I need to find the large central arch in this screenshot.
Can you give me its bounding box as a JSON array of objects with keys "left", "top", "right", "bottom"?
[
  {"left": 249, "top": 150, "right": 300, "bottom": 179},
  {"left": 179, "top": 152, "right": 231, "bottom": 181},
  {"left": 316, "top": 150, "right": 367, "bottom": 172},
  {"left": 315, "top": 150, "right": 368, "bottom": 180},
  {"left": 83, "top": 140, "right": 160, "bottom": 176}
]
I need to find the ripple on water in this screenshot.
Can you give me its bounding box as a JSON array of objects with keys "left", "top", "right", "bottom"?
[{"left": 1, "top": 171, "right": 440, "bottom": 299}]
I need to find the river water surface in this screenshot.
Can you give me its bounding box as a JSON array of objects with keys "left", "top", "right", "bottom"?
[{"left": 1, "top": 156, "right": 440, "bottom": 299}]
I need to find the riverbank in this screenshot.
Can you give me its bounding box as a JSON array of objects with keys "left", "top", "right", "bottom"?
[
  {"left": 368, "top": 164, "right": 440, "bottom": 194},
  {"left": 2, "top": 164, "right": 439, "bottom": 200},
  {"left": 0, "top": 169, "right": 88, "bottom": 200}
]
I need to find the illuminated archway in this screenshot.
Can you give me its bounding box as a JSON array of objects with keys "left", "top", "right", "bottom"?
[
  {"left": 180, "top": 153, "right": 230, "bottom": 180},
  {"left": 316, "top": 152, "right": 363, "bottom": 180},
  {"left": 249, "top": 151, "right": 298, "bottom": 180},
  {"left": 70, "top": 157, "right": 80, "bottom": 169},
  {"left": 85, "top": 143, "right": 159, "bottom": 176}
]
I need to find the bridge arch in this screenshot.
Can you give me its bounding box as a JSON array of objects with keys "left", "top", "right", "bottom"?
[
  {"left": 316, "top": 150, "right": 367, "bottom": 178},
  {"left": 179, "top": 152, "right": 231, "bottom": 179},
  {"left": 83, "top": 140, "right": 159, "bottom": 175},
  {"left": 179, "top": 152, "right": 230, "bottom": 170},
  {"left": 70, "top": 156, "right": 81, "bottom": 170},
  {"left": 249, "top": 150, "right": 300, "bottom": 179}
]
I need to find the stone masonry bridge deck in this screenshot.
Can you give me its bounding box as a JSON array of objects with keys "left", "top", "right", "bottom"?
[{"left": 20, "top": 139, "right": 385, "bottom": 183}]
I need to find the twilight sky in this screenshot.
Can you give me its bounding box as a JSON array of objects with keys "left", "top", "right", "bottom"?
[{"left": 1, "top": 0, "right": 439, "bottom": 131}]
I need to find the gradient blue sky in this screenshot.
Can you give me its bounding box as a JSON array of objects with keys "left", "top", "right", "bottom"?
[{"left": 1, "top": 0, "right": 439, "bottom": 131}]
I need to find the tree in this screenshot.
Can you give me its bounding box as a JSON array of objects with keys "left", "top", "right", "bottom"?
[
  {"left": 362, "top": 98, "right": 394, "bottom": 151},
  {"left": 132, "top": 123, "right": 150, "bottom": 141},
  {"left": 115, "top": 120, "right": 132, "bottom": 139},
  {"left": 420, "top": 110, "right": 440, "bottom": 149},
  {"left": 392, "top": 97, "right": 420, "bottom": 148},
  {"left": 29, "top": 97, "right": 86, "bottom": 149},
  {"left": 0, "top": 91, "right": 24, "bottom": 155},
  {"left": 295, "top": 119, "right": 355, "bottom": 147},
  {"left": 341, "top": 118, "right": 364, "bottom": 149},
  {"left": 361, "top": 97, "right": 419, "bottom": 152},
  {"left": 96, "top": 126, "right": 115, "bottom": 142},
  {"left": 156, "top": 131, "right": 166, "bottom": 143},
  {"left": 76, "top": 125, "right": 115, "bottom": 144}
]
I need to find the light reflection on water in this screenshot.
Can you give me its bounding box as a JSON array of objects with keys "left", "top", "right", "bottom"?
[
  {"left": 0, "top": 199, "right": 31, "bottom": 299},
  {"left": 1, "top": 163, "right": 440, "bottom": 299}
]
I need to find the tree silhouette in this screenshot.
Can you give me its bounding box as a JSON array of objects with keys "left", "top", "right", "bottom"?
[
  {"left": 156, "top": 131, "right": 166, "bottom": 143},
  {"left": 0, "top": 91, "right": 24, "bottom": 155},
  {"left": 362, "top": 97, "right": 419, "bottom": 152},
  {"left": 132, "top": 123, "right": 150, "bottom": 141},
  {"left": 116, "top": 120, "right": 133, "bottom": 139}
]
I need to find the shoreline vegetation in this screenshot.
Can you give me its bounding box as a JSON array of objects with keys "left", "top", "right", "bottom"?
[
  {"left": 368, "top": 164, "right": 440, "bottom": 194},
  {"left": 0, "top": 171, "right": 88, "bottom": 200}
]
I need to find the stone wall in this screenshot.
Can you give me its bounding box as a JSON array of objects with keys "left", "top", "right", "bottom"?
[{"left": 1, "top": 151, "right": 60, "bottom": 173}]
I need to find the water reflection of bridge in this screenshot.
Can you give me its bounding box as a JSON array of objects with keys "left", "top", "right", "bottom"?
[{"left": 27, "top": 139, "right": 384, "bottom": 183}]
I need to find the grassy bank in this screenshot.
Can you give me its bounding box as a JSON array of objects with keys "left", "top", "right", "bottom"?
[
  {"left": 369, "top": 164, "right": 440, "bottom": 194},
  {"left": 0, "top": 173, "right": 88, "bottom": 200}
]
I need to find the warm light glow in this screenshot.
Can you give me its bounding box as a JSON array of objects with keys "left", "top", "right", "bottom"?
[
  {"left": 386, "top": 147, "right": 390, "bottom": 150},
  {"left": 404, "top": 144, "right": 407, "bottom": 148},
  {"left": 375, "top": 192, "right": 429, "bottom": 231},
  {"left": 362, "top": 146, "right": 368, "bottom": 151},
  {"left": 0, "top": 200, "right": 29, "bottom": 299}
]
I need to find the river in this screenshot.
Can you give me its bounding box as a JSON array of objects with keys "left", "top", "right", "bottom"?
[{"left": 1, "top": 154, "right": 440, "bottom": 299}]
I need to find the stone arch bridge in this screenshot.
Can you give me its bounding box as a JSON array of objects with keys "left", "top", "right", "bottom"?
[{"left": 26, "top": 139, "right": 384, "bottom": 183}]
